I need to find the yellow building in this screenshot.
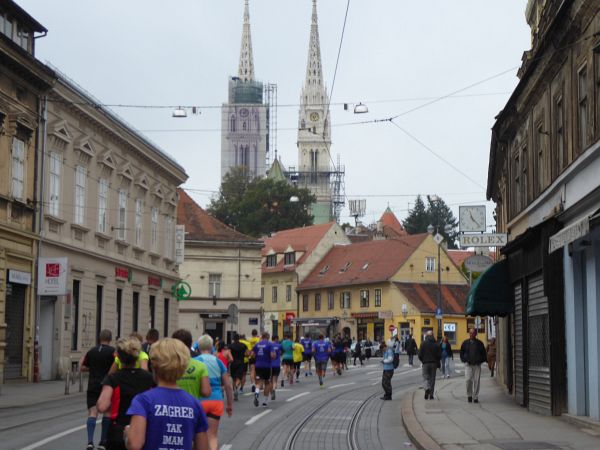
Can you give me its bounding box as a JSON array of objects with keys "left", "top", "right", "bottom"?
[
  {"left": 261, "top": 222, "right": 349, "bottom": 339},
  {"left": 297, "top": 234, "right": 487, "bottom": 350}
]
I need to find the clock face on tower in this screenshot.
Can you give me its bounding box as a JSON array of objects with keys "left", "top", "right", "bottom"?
[{"left": 310, "top": 112, "right": 319, "bottom": 122}]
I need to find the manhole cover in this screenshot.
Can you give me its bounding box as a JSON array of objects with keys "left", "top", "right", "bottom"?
[{"left": 489, "top": 441, "right": 560, "bottom": 450}]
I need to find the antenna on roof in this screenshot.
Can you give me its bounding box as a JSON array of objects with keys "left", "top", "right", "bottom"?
[{"left": 348, "top": 199, "right": 366, "bottom": 228}]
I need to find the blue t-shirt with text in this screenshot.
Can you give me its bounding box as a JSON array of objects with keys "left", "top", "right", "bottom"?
[
  {"left": 300, "top": 338, "right": 313, "bottom": 355},
  {"left": 252, "top": 340, "right": 274, "bottom": 369},
  {"left": 312, "top": 340, "right": 331, "bottom": 362},
  {"left": 127, "top": 386, "right": 208, "bottom": 450}
]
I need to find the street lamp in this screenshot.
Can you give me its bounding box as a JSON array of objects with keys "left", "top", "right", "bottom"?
[{"left": 428, "top": 222, "right": 453, "bottom": 341}]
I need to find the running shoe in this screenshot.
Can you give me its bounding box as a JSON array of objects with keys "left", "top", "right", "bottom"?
[
  {"left": 97, "top": 444, "right": 107, "bottom": 450},
  {"left": 337, "top": 368, "right": 342, "bottom": 376},
  {"left": 271, "top": 390, "right": 276, "bottom": 400},
  {"left": 234, "top": 390, "right": 239, "bottom": 401},
  {"left": 86, "top": 444, "right": 94, "bottom": 450},
  {"left": 253, "top": 394, "right": 259, "bottom": 407},
  {"left": 262, "top": 402, "right": 268, "bottom": 407},
  {"left": 251, "top": 385, "right": 256, "bottom": 393},
  {"left": 281, "top": 380, "right": 284, "bottom": 388}
]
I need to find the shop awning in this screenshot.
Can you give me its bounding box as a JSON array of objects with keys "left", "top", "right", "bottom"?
[{"left": 465, "top": 259, "right": 512, "bottom": 317}]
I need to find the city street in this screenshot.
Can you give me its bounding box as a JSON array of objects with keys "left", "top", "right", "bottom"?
[{"left": 0, "top": 357, "right": 422, "bottom": 450}]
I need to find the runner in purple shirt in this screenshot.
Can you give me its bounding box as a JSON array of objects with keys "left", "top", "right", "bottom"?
[
  {"left": 312, "top": 334, "right": 332, "bottom": 388},
  {"left": 300, "top": 334, "right": 313, "bottom": 377},
  {"left": 251, "top": 332, "right": 275, "bottom": 407},
  {"left": 270, "top": 336, "right": 282, "bottom": 400}
]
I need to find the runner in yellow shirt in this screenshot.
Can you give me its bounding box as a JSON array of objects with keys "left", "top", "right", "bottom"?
[
  {"left": 293, "top": 338, "right": 305, "bottom": 383},
  {"left": 248, "top": 329, "right": 260, "bottom": 393},
  {"left": 239, "top": 334, "right": 252, "bottom": 393}
]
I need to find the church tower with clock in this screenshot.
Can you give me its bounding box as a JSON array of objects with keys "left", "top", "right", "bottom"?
[
  {"left": 296, "top": 0, "right": 334, "bottom": 224},
  {"left": 221, "top": 0, "right": 268, "bottom": 180}
]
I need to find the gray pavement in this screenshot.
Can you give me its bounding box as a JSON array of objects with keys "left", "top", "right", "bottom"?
[
  {"left": 0, "top": 377, "right": 85, "bottom": 409},
  {"left": 402, "top": 366, "right": 600, "bottom": 450}
]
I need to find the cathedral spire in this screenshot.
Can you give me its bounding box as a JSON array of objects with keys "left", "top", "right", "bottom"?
[
  {"left": 238, "top": 0, "right": 254, "bottom": 82},
  {"left": 303, "top": 0, "right": 324, "bottom": 99}
]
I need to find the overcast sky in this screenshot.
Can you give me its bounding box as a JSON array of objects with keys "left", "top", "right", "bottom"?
[{"left": 19, "top": 0, "right": 531, "bottom": 227}]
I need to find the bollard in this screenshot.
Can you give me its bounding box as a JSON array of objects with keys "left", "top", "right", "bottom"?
[
  {"left": 79, "top": 371, "right": 84, "bottom": 393},
  {"left": 64, "top": 371, "right": 71, "bottom": 395}
]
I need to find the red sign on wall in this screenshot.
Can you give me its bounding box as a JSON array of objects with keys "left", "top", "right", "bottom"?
[
  {"left": 46, "top": 263, "right": 60, "bottom": 278},
  {"left": 148, "top": 276, "right": 162, "bottom": 288},
  {"left": 285, "top": 312, "right": 296, "bottom": 323},
  {"left": 115, "top": 267, "right": 129, "bottom": 279}
]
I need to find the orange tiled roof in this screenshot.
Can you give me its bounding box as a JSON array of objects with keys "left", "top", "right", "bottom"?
[
  {"left": 394, "top": 282, "right": 470, "bottom": 315},
  {"left": 379, "top": 207, "right": 407, "bottom": 237},
  {"left": 297, "top": 234, "right": 429, "bottom": 290},
  {"left": 176, "top": 189, "right": 259, "bottom": 243}
]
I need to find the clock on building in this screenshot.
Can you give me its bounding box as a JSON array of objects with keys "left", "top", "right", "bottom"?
[
  {"left": 310, "top": 112, "right": 319, "bottom": 122},
  {"left": 239, "top": 108, "right": 249, "bottom": 117},
  {"left": 459, "top": 205, "right": 486, "bottom": 232}
]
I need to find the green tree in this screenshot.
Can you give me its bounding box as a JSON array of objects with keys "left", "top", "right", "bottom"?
[
  {"left": 208, "top": 167, "right": 315, "bottom": 237},
  {"left": 402, "top": 195, "right": 429, "bottom": 234},
  {"left": 402, "top": 195, "right": 459, "bottom": 249}
]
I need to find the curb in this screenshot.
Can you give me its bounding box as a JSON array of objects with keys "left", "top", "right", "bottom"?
[{"left": 401, "top": 390, "right": 443, "bottom": 450}]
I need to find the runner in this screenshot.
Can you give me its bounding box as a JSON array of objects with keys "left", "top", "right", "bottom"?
[
  {"left": 172, "top": 329, "right": 211, "bottom": 399},
  {"left": 270, "top": 335, "right": 282, "bottom": 400},
  {"left": 300, "top": 333, "right": 313, "bottom": 377},
  {"left": 280, "top": 333, "right": 294, "bottom": 386},
  {"left": 109, "top": 332, "right": 149, "bottom": 374},
  {"left": 312, "top": 334, "right": 332, "bottom": 388},
  {"left": 228, "top": 334, "right": 249, "bottom": 401},
  {"left": 331, "top": 334, "right": 345, "bottom": 376},
  {"left": 251, "top": 331, "right": 275, "bottom": 407},
  {"left": 195, "top": 335, "right": 234, "bottom": 450},
  {"left": 80, "top": 329, "right": 114, "bottom": 450},
  {"left": 216, "top": 340, "right": 232, "bottom": 369},
  {"left": 292, "top": 337, "right": 304, "bottom": 382},
  {"left": 125, "top": 338, "right": 209, "bottom": 450},
  {"left": 247, "top": 329, "right": 260, "bottom": 393},
  {"left": 141, "top": 328, "right": 159, "bottom": 374},
  {"left": 238, "top": 334, "right": 251, "bottom": 393},
  {"left": 96, "top": 337, "right": 154, "bottom": 450},
  {"left": 342, "top": 335, "right": 352, "bottom": 370}
]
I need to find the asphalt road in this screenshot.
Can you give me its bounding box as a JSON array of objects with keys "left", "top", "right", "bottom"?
[{"left": 1, "top": 356, "right": 423, "bottom": 450}]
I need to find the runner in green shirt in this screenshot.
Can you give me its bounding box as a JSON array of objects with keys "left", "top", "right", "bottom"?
[{"left": 172, "top": 329, "right": 211, "bottom": 398}]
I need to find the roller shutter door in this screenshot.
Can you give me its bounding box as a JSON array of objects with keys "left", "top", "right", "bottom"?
[{"left": 514, "top": 283, "right": 525, "bottom": 406}]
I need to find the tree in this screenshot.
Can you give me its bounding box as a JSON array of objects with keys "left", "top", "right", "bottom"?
[
  {"left": 402, "top": 194, "right": 459, "bottom": 249},
  {"left": 208, "top": 167, "right": 315, "bottom": 237}
]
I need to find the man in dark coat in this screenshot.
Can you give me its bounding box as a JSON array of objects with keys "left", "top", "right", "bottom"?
[
  {"left": 460, "top": 328, "right": 487, "bottom": 403},
  {"left": 418, "top": 331, "right": 441, "bottom": 400},
  {"left": 405, "top": 334, "right": 418, "bottom": 366}
]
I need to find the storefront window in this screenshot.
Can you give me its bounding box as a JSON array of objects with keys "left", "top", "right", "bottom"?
[{"left": 443, "top": 322, "right": 457, "bottom": 344}]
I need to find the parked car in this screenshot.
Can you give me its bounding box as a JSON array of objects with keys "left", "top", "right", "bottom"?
[{"left": 350, "top": 340, "right": 382, "bottom": 357}]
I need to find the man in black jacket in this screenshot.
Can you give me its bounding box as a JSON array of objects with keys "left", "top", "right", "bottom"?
[
  {"left": 418, "top": 331, "right": 441, "bottom": 400},
  {"left": 460, "top": 328, "right": 487, "bottom": 403},
  {"left": 405, "top": 334, "right": 418, "bottom": 366}
]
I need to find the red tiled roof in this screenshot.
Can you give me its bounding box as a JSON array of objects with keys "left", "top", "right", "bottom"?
[
  {"left": 447, "top": 250, "right": 475, "bottom": 268},
  {"left": 176, "top": 189, "right": 259, "bottom": 243},
  {"left": 393, "top": 282, "right": 470, "bottom": 315},
  {"left": 298, "top": 234, "right": 429, "bottom": 290},
  {"left": 261, "top": 222, "right": 338, "bottom": 273},
  {"left": 379, "top": 207, "right": 407, "bottom": 237}
]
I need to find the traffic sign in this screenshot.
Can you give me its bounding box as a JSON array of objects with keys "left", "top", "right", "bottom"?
[
  {"left": 227, "top": 304, "right": 239, "bottom": 324},
  {"left": 388, "top": 324, "right": 396, "bottom": 332},
  {"left": 435, "top": 307, "right": 443, "bottom": 320},
  {"left": 433, "top": 233, "right": 444, "bottom": 245},
  {"left": 459, "top": 233, "right": 508, "bottom": 248}
]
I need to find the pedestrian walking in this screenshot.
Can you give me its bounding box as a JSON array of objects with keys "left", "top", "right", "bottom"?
[
  {"left": 440, "top": 336, "right": 454, "bottom": 378},
  {"left": 353, "top": 339, "right": 364, "bottom": 366},
  {"left": 228, "top": 334, "right": 249, "bottom": 401},
  {"left": 364, "top": 337, "right": 372, "bottom": 360},
  {"left": 96, "top": 337, "right": 155, "bottom": 450},
  {"left": 392, "top": 336, "right": 402, "bottom": 369},
  {"left": 300, "top": 333, "right": 313, "bottom": 376},
  {"left": 405, "top": 334, "right": 418, "bottom": 366},
  {"left": 80, "top": 329, "right": 114, "bottom": 450},
  {"left": 195, "top": 335, "right": 234, "bottom": 450},
  {"left": 172, "top": 329, "right": 211, "bottom": 399},
  {"left": 460, "top": 328, "right": 487, "bottom": 403},
  {"left": 342, "top": 335, "right": 351, "bottom": 370},
  {"left": 380, "top": 342, "right": 395, "bottom": 400},
  {"left": 125, "top": 338, "right": 209, "bottom": 450},
  {"left": 418, "top": 331, "right": 441, "bottom": 400},
  {"left": 270, "top": 335, "right": 282, "bottom": 400},
  {"left": 486, "top": 337, "right": 497, "bottom": 377},
  {"left": 312, "top": 334, "right": 332, "bottom": 387},
  {"left": 251, "top": 331, "right": 275, "bottom": 407}
]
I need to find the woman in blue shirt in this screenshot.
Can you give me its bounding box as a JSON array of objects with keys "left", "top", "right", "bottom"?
[{"left": 440, "top": 336, "right": 454, "bottom": 378}]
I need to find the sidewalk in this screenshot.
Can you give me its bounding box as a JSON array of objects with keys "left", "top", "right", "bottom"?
[
  {"left": 0, "top": 377, "right": 85, "bottom": 409},
  {"left": 402, "top": 371, "right": 600, "bottom": 450}
]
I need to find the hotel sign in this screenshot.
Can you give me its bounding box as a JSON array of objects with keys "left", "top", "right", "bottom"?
[
  {"left": 38, "top": 257, "right": 68, "bottom": 295},
  {"left": 459, "top": 233, "right": 508, "bottom": 247}
]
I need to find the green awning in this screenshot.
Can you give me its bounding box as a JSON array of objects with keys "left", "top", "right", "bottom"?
[{"left": 465, "top": 259, "right": 512, "bottom": 317}]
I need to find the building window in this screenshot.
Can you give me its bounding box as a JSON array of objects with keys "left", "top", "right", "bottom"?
[
  {"left": 375, "top": 289, "right": 382, "bottom": 307},
  {"left": 286, "top": 285, "right": 292, "bottom": 302},
  {"left": 272, "top": 286, "right": 278, "bottom": 303},
  {"left": 555, "top": 95, "right": 566, "bottom": 173},
  {"left": 135, "top": 199, "right": 143, "bottom": 246},
  {"left": 151, "top": 207, "right": 158, "bottom": 251},
  {"left": 443, "top": 322, "right": 457, "bottom": 345},
  {"left": 328, "top": 291, "right": 334, "bottom": 310},
  {"left": 315, "top": 293, "right": 321, "bottom": 311},
  {"left": 11, "top": 138, "right": 25, "bottom": 200},
  {"left": 284, "top": 252, "right": 295, "bottom": 266},
  {"left": 96, "top": 285, "right": 103, "bottom": 342},
  {"left": 149, "top": 295, "right": 156, "bottom": 329},
  {"left": 74, "top": 166, "right": 86, "bottom": 225},
  {"left": 132, "top": 292, "right": 139, "bottom": 332},
  {"left": 425, "top": 257, "right": 436, "bottom": 272},
  {"left": 521, "top": 146, "right": 528, "bottom": 206},
  {"left": 578, "top": 65, "right": 589, "bottom": 153},
  {"left": 535, "top": 121, "right": 546, "bottom": 194},
  {"left": 117, "top": 190, "right": 127, "bottom": 240},
  {"left": 164, "top": 216, "right": 173, "bottom": 259},
  {"left": 266, "top": 254, "right": 277, "bottom": 267},
  {"left": 340, "top": 291, "right": 351, "bottom": 309},
  {"left": 48, "top": 151, "right": 61, "bottom": 216},
  {"left": 209, "top": 274, "right": 221, "bottom": 299},
  {"left": 303, "top": 294, "right": 309, "bottom": 312},
  {"left": 116, "top": 288, "right": 122, "bottom": 339},
  {"left": 360, "top": 290, "right": 369, "bottom": 308},
  {"left": 71, "top": 280, "right": 80, "bottom": 351},
  {"left": 97, "top": 178, "right": 109, "bottom": 233},
  {"left": 230, "top": 115, "right": 236, "bottom": 132},
  {"left": 261, "top": 287, "right": 264, "bottom": 303},
  {"left": 513, "top": 152, "right": 520, "bottom": 214}
]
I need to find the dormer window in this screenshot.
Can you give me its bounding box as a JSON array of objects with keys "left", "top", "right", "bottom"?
[
  {"left": 284, "top": 252, "right": 295, "bottom": 266},
  {"left": 318, "top": 265, "right": 329, "bottom": 276},
  {"left": 266, "top": 255, "right": 277, "bottom": 267},
  {"left": 339, "top": 262, "right": 352, "bottom": 273},
  {"left": 362, "top": 262, "right": 370, "bottom": 270}
]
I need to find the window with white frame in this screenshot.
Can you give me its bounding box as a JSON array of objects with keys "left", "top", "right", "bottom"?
[
  {"left": 340, "top": 291, "right": 351, "bottom": 309},
  {"left": 48, "top": 151, "right": 61, "bottom": 216},
  {"left": 375, "top": 289, "right": 382, "bottom": 307},
  {"left": 209, "top": 274, "right": 221, "bottom": 298},
  {"left": 165, "top": 216, "right": 173, "bottom": 259},
  {"left": 272, "top": 286, "right": 278, "bottom": 303},
  {"left": 135, "top": 199, "right": 143, "bottom": 246},
  {"left": 11, "top": 138, "right": 25, "bottom": 200},
  {"left": 286, "top": 285, "right": 292, "bottom": 302},
  {"left": 425, "top": 256, "right": 436, "bottom": 272},
  {"left": 578, "top": 65, "right": 589, "bottom": 152},
  {"left": 117, "top": 190, "right": 127, "bottom": 240},
  {"left": 327, "top": 291, "right": 334, "bottom": 310},
  {"left": 74, "top": 166, "right": 86, "bottom": 225},
  {"left": 97, "top": 178, "right": 109, "bottom": 233},
  {"left": 151, "top": 207, "right": 158, "bottom": 251},
  {"left": 360, "top": 289, "right": 369, "bottom": 308}
]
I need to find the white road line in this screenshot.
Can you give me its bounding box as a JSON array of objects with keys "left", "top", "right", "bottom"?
[
  {"left": 286, "top": 391, "right": 311, "bottom": 402},
  {"left": 371, "top": 381, "right": 379, "bottom": 386},
  {"left": 220, "top": 445, "right": 232, "bottom": 450},
  {"left": 367, "top": 371, "right": 380, "bottom": 375},
  {"left": 244, "top": 409, "right": 272, "bottom": 425},
  {"left": 21, "top": 420, "right": 101, "bottom": 450},
  {"left": 328, "top": 382, "right": 356, "bottom": 389},
  {"left": 369, "top": 377, "right": 381, "bottom": 381}
]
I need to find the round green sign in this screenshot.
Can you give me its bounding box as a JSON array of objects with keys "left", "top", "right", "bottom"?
[{"left": 172, "top": 281, "right": 192, "bottom": 301}]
